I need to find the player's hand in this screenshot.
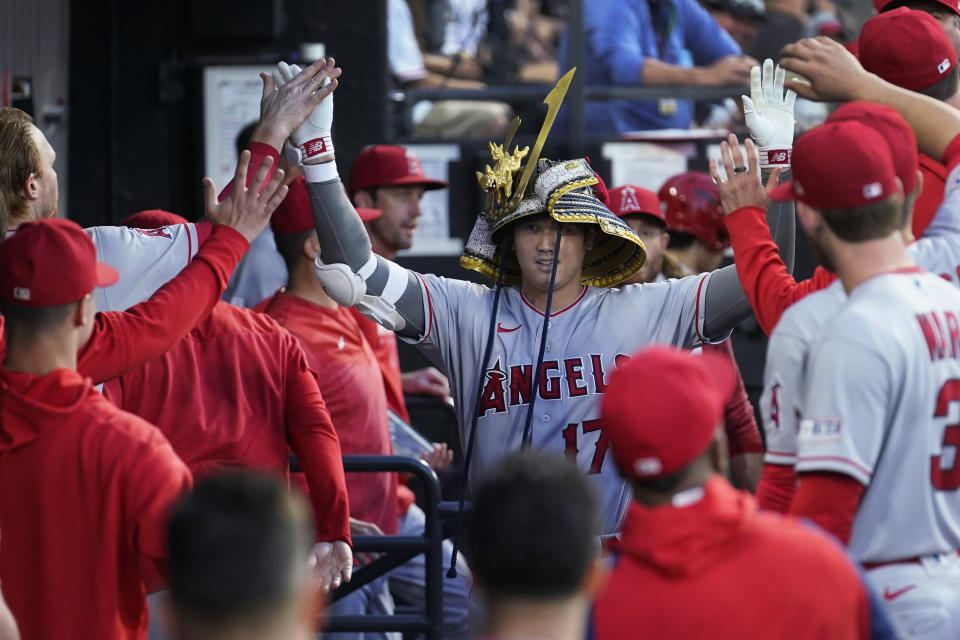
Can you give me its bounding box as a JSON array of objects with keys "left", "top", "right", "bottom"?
[
  {"left": 349, "top": 517, "right": 385, "bottom": 565},
  {"left": 742, "top": 59, "right": 796, "bottom": 171},
  {"left": 272, "top": 60, "right": 337, "bottom": 165},
  {"left": 421, "top": 442, "right": 454, "bottom": 471},
  {"left": 401, "top": 367, "right": 450, "bottom": 400},
  {"left": 710, "top": 134, "right": 782, "bottom": 214},
  {"left": 310, "top": 540, "right": 353, "bottom": 593},
  {"left": 202, "top": 151, "right": 288, "bottom": 243},
  {"left": 699, "top": 55, "right": 757, "bottom": 86},
  {"left": 779, "top": 37, "right": 877, "bottom": 103},
  {"left": 250, "top": 58, "right": 341, "bottom": 153}
]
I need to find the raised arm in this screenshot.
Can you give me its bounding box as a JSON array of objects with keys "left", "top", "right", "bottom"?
[
  {"left": 780, "top": 37, "right": 960, "bottom": 162},
  {"left": 701, "top": 135, "right": 795, "bottom": 340},
  {"left": 77, "top": 154, "right": 289, "bottom": 383}
]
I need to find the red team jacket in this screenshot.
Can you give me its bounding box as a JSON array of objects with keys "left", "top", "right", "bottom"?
[
  {"left": 258, "top": 292, "right": 399, "bottom": 535},
  {"left": 351, "top": 307, "right": 410, "bottom": 423},
  {"left": 102, "top": 301, "right": 351, "bottom": 545},
  {"left": 0, "top": 368, "right": 192, "bottom": 640},
  {"left": 592, "top": 477, "right": 874, "bottom": 640}
]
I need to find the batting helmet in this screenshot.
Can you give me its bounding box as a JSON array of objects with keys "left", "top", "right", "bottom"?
[{"left": 658, "top": 172, "right": 729, "bottom": 251}]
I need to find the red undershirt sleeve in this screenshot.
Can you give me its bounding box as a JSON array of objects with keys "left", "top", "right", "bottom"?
[
  {"left": 703, "top": 341, "right": 762, "bottom": 455},
  {"left": 756, "top": 463, "right": 797, "bottom": 513},
  {"left": 789, "top": 471, "right": 865, "bottom": 545},
  {"left": 283, "top": 335, "right": 352, "bottom": 546},
  {"left": 726, "top": 206, "right": 838, "bottom": 335},
  {"left": 78, "top": 225, "right": 249, "bottom": 384}
]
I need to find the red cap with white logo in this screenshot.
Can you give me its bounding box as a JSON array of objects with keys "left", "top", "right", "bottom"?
[
  {"left": 349, "top": 145, "right": 448, "bottom": 196},
  {"left": 602, "top": 346, "right": 735, "bottom": 479},
  {"left": 859, "top": 7, "right": 957, "bottom": 92},
  {"left": 608, "top": 184, "right": 666, "bottom": 224},
  {"left": 0, "top": 218, "right": 119, "bottom": 307},
  {"left": 769, "top": 121, "right": 899, "bottom": 209}
]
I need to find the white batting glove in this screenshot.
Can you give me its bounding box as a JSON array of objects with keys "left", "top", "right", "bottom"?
[
  {"left": 742, "top": 58, "right": 796, "bottom": 171},
  {"left": 273, "top": 61, "right": 334, "bottom": 164}
]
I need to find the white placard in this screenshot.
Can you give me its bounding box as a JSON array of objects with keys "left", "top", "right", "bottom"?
[
  {"left": 203, "top": 66, "right": 272, "bottom": 193},
  {"left": 601, "top": 142, "right": 689, "bottom": 192},
  {"left": 398, "top": 143, "right": 463, "bottom": 256}
]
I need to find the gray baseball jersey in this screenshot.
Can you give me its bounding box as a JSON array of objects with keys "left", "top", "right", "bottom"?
[
  {"left": 409, "top": 272, "right": 720, "bottom": 534},
  {"left": 799, "top": 269, "right": 960, "bottom": 563},
  {"left": 762, "top": 163, "right": 960, "bottom": 468},
  {"left": 87, "top": 223, "right": 203, "bottom": 312}
]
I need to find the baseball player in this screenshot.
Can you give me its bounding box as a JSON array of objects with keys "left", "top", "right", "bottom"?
[
  {"left": 0, "top": 219, "right": 193, "bottom": 640},
  {"left": 724, "top": 11, "right": 959, "bottom": 337},
  {"left": 609, "top": 182, "right": 763, "bottom": 491},
  {"left": 0, "top": 108, "right": 290, "bottom": 385},
  {"left": 875, "top": 0, "right": 960, "bottom": 57},
  {"left": 660, "top": 171, "right": 731, "bottom": 275},
  {"left": 756, "top": 99, "right": 960, "bottom": 512},
  {"left": 591, "top": 346, "right": 890, "bottom": 639},
  {"left": 767, "top": 43, "right": 960, "bottom": 630},
  {"left": 102, "top": 208, "right": 353, "bottom": 591},
  {"left": 256, "top": 176, "right": 470, "bottom": 639},
  {"left": 267, "top": 60, "right": 795, "bottom": 535}
]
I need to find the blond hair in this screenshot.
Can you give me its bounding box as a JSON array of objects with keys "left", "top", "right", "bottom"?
[{"left": 0, "top": 107, "right": 42, "bottom": 235}]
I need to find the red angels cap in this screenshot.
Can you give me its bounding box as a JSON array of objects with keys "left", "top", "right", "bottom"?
[
  {"left": 874, "top": 0, "right": 960, "bottom": 17},
  {"left": 0, "top": 218, "right": 119, "bottom": 307},
  {"left": 273, "top": 176, "right": 380, "bottom": 235},
  {"left": 859, "top": 7, "right": 956, "bottom": 92},
  {"left": 826, "top": 102, "right": 918, "bottom": 195},
  {"left": 122, "top": 209, "right": 188, "bottom": 229},
  {"left": 601, "top": 346, "right": 735, "bottom": 479},
  {"left": 348, "top": 145, "right": 448, "bottom": 196},
  {"left": 769, "top": 121, "right": 899, "bottom": 209},
  {"left": 608, "top": 184, "right": 666, "bottom": 224}
]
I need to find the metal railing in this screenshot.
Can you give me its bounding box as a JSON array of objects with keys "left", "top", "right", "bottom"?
[{"left": 291, "top": 454, "right": 445, "bottom": 638}]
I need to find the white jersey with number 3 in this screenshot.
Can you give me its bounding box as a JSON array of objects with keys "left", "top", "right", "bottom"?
[
  {"left": 409, "top": 272, "right": 719, "bottom": 534},
  {"left": 762, "top": 163, "right": 960, "bottom": 468},
  {"left": 799, "top": 268, "right": 960, "bottom": 564}
]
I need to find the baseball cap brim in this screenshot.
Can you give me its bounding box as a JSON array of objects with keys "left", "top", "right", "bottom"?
[
  {"left": 357, "top": 208, "right": 382, "bottom": 222},
  {"left": 768, "top": 180, "right": 797, "bottom": 202},
  {"left": 382, "top": 175, "right": 448, "bottom": 191},
  {"left": 95, "top": 262, "right": 119, "bottom": 288}
]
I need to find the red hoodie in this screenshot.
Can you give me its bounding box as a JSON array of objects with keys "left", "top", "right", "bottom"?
[
  {"left": 0, "top": 367, "right": 191, "bottom": 640},
  {"left": 593, "top": 477, "right": 872, "bottom": 640}
]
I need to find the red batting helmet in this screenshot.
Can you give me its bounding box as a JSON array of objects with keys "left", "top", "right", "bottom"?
[{"left": 658, "top": 172, "right": 729, "bottom": 251}]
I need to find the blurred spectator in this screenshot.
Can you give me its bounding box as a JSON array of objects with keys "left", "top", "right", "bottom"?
[
  {"left": 166, "top": 472, "right": 322, "bottom": 640},
  {"left": 701, "top": 0, "right": 765, "bottom": 50},
  {"left": 748, "top": 0, "right": 806, "bottom": 62},
  {"left": 500, "top": 0, "right": 564, "bottom": 82},
  {"left": 221, "top": 121, "right": 289, "bottom": 308},
  {"left": 388, "top": 0, "right": 510, "bottom": 138},
  {"left": 466, "top": 452, "right": 607, "bottom": 640},
  {"left": 563, "top": 0, "right": 756, "bottom": 133}
]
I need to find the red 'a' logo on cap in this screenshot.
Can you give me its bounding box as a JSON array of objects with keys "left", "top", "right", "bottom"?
[
  {"left": 405, "top": 150, "right": 423, "bottom": 176},
  {"left": 619, "top": 186, "right": 641, "bottom": 213}
]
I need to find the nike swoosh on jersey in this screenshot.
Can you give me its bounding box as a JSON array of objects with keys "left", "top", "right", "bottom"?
[
  {"left": 883, "top": 585, "right": 917, "bottom": 601},
  {"left": 496, "top": 323, "right": 521, "bottom": 333}
]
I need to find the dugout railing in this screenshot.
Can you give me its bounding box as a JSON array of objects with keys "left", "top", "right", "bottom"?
[{"left": 290, "top": 454, "right": 448, "bottom": 639}]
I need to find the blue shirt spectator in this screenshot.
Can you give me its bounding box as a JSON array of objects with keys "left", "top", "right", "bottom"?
[{"left": 560, "top": 0, "right": 749, "bottom": 133}]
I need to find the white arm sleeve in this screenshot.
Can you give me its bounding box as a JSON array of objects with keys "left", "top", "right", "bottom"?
[{"left": 87, "top": 223, "right": 201, "bottom": 312}]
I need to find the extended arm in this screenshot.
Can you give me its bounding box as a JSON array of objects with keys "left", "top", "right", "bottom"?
[{"left": 702, "top": 135, "right": 795, "bottom": 340}]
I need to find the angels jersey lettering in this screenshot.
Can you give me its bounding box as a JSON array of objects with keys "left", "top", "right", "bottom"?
[
  {"left": 410, "top": 272, "right": 718, "bottom": 534},
  {"left": 800, "top": 270, "right": 960, "bottom": 564}
]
